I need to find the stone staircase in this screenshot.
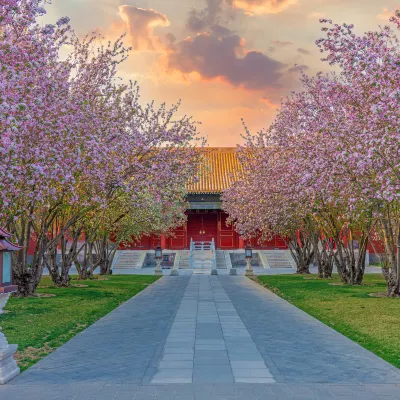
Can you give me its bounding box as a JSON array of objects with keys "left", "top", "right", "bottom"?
[
  {"left": 112, "top": 250, "right": 146, "bottom": 271},
  {"left": 261, "top": 250, "right": 294, "bottom": 268},
  {"left": 216, "top": 250, "right": 227, "bottom": 269},
  {"left": 189, "top": 240, "right": 216, "bottom": 274},
  {"left": 191, "top": 250, "right": 214, "bottom": 270},
  {"left": 178, "top": 250, "right": 191, "bottom": 269}
]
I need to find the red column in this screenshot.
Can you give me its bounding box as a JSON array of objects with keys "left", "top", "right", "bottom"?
[
  {"left": 160, "top": 234, "right": 167, "bottom": 249},
  {"left": 239, "top": 237, "right": 245, "bottom": 249},
  {"left": 217, "top": 211, "right": 221, "bottom": 249},
  {"left": 184, "top": 221, "right": 188, "bottom": 249}
]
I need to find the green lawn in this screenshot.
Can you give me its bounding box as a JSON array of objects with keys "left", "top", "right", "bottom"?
[
  {"left": 369, "top": 261, "right": 382, "bottom": 267},
  {"left": 0, "top": 275, "right": 159, "bottom": 371},
  {"left": 257, "top": 274, "right": 400, "bottom": 368}
]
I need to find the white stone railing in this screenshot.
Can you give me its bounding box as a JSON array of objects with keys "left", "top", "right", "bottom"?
[
  {"left": 189, "top": 238, "right": 217, "bottom": 269},
  {"left": 189, "top": 238, "right": 194, "bottom": 267},
  {"left": 211, "top": 238, "right": 217, "bottom": 270}
]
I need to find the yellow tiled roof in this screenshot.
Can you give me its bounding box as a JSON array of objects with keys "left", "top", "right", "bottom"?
[{"left": 188, "top": 147, "right": 242, "bottom": 194}]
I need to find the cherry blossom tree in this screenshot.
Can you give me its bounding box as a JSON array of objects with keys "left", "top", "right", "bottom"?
[
  {"left": 313, "top": 13, "right": 400, "bottom": 293},
  {"left": 49, "top": 188, "right": 189, "bottom": 282},
  {"left": 0, "top": 0, "right": 79, "bottom": 296},
  {"left": 0, "top": 1, "right": 201, "bottom": 295},
  {"left": 224, "top": 11, "right": 400, "bottom": 289},
  {"left": 223, "top": 136, "right": 317, "bottom": 275}
]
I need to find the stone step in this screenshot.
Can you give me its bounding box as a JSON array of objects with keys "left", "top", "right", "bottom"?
[
  {"left": 192, "top": 261, "right": 212, "bottom": 265},
  {"left": 262, "top": 251, "right": 294, "bottom": 268},
  {"left": 192, "top": 269, "right": 212, "bottom": 275},
  {"left": 189, "top": 247, "right": 216, "bottom": 269},
  {"left": 216, "top": 250, "right": 227, "bottom": 269},
  {"left": 268, "top": 262, "right": 292, "bottom": 266},
  {"left": 113, "top": 251, "right": 144, "bottom": 269},
  {"left": 178, "top": 251, "right": 191, "bottom": 269}
]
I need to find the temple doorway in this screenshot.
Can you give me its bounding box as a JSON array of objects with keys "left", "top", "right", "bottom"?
[{"left": 187, "top": 212, "right": 218, "bottom": 243}]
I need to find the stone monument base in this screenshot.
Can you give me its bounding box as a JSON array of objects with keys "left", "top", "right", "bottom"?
[
  {"left": 0, "top": 293, "right": 20, "bottom": 384},
  {"left": 0, "top": 340, "right": 19, "bottom": 384}
]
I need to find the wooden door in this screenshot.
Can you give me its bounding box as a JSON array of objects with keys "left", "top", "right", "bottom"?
[
  {"left": 219, "top": 212, "right": 236, "bottom": 249},
  {"left": 202, "top": 213, "right": 218, "bottom": 242},
  {"left": 187, "top": 213, "right": 218, "bottom": 243}
]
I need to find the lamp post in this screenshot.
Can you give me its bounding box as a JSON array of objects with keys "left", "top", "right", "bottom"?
[
  {"left": 244, "top": 244, "right": 254, "bottom": 277},
  {"left": 154, "top": 244, "right": 163, "bottom": 276},
  {"left": 0, "top": 227, "right": 21, "bottom": 384}
]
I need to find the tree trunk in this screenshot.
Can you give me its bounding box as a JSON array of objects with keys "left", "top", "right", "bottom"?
[
  {"left": 296, "top": 258, "right": 311, "bottom": 274},
  {"left": 12, "top": 219, "right": 47, "bottom": 297},
  {"left": 46, "top": 226, "right": 83, "bottom": 287},
  {"left": 380, "top": 218, "right": 400, "bottom": 297},
  {"left": 75, "top": 239, "right": 103, "bottom": 279},
  {"left": 353, "top": 235, "right": 368, "bottom": 285},
  {"left": 287, "top": 231, "right": 314, "bottom": 274},
  {"left": 97, "top": 236, "right": 115, "bottom": 275},
  {"left": 313, "top": 235, "right": 324, "bottom": 278},
  {"left": 45, "top": 243, "right": 62, "bottom": 286},
  {"left": 11, "top": 205, "right": 86, "bottom": 296},
  {"left": 99, "top": 243, "right": 117, "bottom": 276},
  {"left": 12, "top": 265, "right": 42, "bottom": 297},
  {"left": 316, "top": 253, "right": 334, "bottom": 278},
  {"left": 75, "top": 242, "right": 90, "bottom": 280},
  {"left": 333, "top": 233, "right": 368, "bottom": 285},
  {"left": 12, "top": 249, "right": 46, "bottom": 297}
]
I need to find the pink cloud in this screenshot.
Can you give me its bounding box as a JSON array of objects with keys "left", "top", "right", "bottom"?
[
  {"left": 376, "top": 8, "right": 394, "bottom": 21},
  {"left": 231, "top": 0, "right": 297, "bottom": 15},
  {"left": 118, "top": 5, "right": 170, "bottom": 51},
  {"left": 166, "top": 32, "right": 286, "bottom": 90}
]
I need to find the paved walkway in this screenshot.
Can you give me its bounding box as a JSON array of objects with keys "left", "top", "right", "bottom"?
[
  {"left": 152, "top": 276, "right": 273, "bottom": 384},
  {"left": 2, "top": 276, "right": 400, "bottom": 399}
]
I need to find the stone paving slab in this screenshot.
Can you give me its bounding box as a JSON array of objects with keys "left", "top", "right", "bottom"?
[
  {"left": 8, "top": 277, "right": 190, "bottom": 386},
  {"left": 219, "top": 276, "right": 400, "bottom": 385},
  {"left": 2, "top": 383, "right": 400, "bottom": 399},
  {"left": 151, "top": 276, "right": 273, "bottom": 384}
]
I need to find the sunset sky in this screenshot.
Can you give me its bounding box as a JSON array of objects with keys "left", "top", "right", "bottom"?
[{"left": 44, "top": 0, "right": 398, "bottom": 146}]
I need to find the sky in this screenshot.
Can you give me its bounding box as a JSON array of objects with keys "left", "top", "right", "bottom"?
[{"left": 43, "top": 0, "right": 399, "bottom": 146}]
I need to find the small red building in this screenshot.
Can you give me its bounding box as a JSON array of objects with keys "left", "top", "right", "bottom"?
[
  {"left": 122, "top": 147, "right": 288, "bottom": 251},
  {"left": 0, "top": 227, "right": 21, "bottom": 293}
]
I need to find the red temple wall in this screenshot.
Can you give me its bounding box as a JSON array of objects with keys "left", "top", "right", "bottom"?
[
  {"left": 120, "top": 210, "right": 289, "bottom": 250},
  {"left": 25, "top": 210, "right": 384, "bottom": 253}
]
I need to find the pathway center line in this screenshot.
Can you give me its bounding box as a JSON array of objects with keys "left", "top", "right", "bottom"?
[{"left": 151, "top": 275, "right": 275, "bottom": 384}]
